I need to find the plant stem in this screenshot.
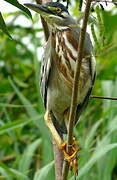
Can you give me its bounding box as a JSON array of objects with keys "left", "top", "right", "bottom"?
[
  {"left": 90, "top": 95, "right": 117, "bottom": 101},
  {"left": 53, "top": 140, "right": 64, "bottom": 180},
  {"left": 62, "top": 0, "right": 92, "bottom": 179}
]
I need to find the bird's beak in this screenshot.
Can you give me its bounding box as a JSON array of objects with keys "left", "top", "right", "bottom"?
[{"left": 24, "top": 3, "right": 53, "bottom": 17}]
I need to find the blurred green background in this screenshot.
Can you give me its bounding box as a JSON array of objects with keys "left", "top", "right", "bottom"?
[{"left": 0, "top": 0, "right": 117, "bottom": 179}]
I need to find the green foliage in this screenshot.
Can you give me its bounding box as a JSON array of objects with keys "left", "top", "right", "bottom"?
[
  {"left": 0, "top": 12, "right": 12, "bottom": 39},
  {"left": 33, "top": 161, "right": 54, "bottom": 180},
  {"left": 4, "top": 0, "right": 32, "bottom": 18},
  {"left": 0, "top": 0, "right": 32, "bottom": 38},
  {"left": 0, "top": 1, "right": 117, "bottom": 180}
]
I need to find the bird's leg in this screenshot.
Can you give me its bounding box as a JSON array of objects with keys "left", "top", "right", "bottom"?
[
  {"left": 44, "top": 110, "right": 63, "bottom": 147},
  {"left": 61, "top": 109, "right": 80, "bottom": 176},
  {"left": 44, "top": 110, "right": 79, "bottom": 176}
]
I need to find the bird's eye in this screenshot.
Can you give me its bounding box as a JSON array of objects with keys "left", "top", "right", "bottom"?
[{"left": 56, "top": 8, "right": 62, "bottom": 13}]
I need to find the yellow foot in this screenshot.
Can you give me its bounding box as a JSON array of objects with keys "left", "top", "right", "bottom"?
[{"left": 60, "top": 137, "right": 80, "bottom": 176}]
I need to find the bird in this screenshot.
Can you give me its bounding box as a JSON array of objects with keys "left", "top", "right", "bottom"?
[{"left": 24, "top": 1, "right": 96, "bottom": 174}]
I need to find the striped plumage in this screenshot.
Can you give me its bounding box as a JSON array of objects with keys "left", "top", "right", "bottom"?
[
  {"left": 40, "top": 26, "right": 96, "bottom": 134},
  {"left": 24, "top": 0, "right": 96, "bottom": 145},
  {"left": 24, "top": 2, "right": 96, "bottom": 174}
]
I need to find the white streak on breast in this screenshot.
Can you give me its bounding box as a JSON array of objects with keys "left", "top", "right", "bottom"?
[
  {"left": 62, "top": 33, "right": 78, "bottom": 58},
  {"left": 55, "top": 35, "right": 59, "bottom": 52},
  {"left": 55, "top": 34, "right": 66, "bottom": 65}
]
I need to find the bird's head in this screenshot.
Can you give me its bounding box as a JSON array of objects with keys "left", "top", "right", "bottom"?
[{"left": 24, "top": 2, "right": 76, "bottom": 30}]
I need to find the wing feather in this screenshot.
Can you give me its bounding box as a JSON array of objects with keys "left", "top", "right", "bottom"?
[{"left": 40, "top": 37, "right": 51, "bottom": 108}]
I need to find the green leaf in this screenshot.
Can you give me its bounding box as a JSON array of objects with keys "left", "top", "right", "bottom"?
[
  {"left": 9, "top": 168, "right": 29, "bottom": 180},
  {"left": 75, "top": 144, "right": 117, "bottom": 179},
  {"left": 84, "top": 118, "right": 103, "bottom": 149},
  {"left": 0, "top": 116, "right": 39, "bottom": 135},
  {"left": 0, "top": 163, "right": 29, "bottom": 180},
  {"left": 8, "top": 77, "right": 50, "bottom": 139},
  {"left": 0, "top": 12, "right": 12, "bottom": 38},
  {"left": 4, "top": 0, "right": 32, "bottom": 19},
  {"left": 19, "top": 139, "right": 42, "bottom": 173},
  {"left": 107, "top": 116, "right": 117, "bottom": 131},
  {"left": 33, "top": 161, "right": 54, "bottom": 180},
  {"left": 0, "top": 167, "right": 12, "bottom": 180},
  {"left": 96, "top": 116, "right": 117, "bottom": 180},
  {"left": 101, "top": 80, "right": 113, "bottom": 112},
  {"left": 9, "top": 77, "right": 39, "bottom": 118}
]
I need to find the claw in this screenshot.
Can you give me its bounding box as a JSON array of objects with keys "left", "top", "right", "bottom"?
[{"left": 60, "top": 137, "right": 80, "bottom": 176}]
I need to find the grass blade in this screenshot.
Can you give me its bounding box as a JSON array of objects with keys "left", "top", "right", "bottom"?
[
  {"left": 0, "top": 12, "right": 12, "bottom": 39},
  {"left": 8, "top": 77, "right": 50, "bottom": 138},
  {"left": 4, "top": 0, "right": 32, "bottom": 18},
  {"left": 0, "top": 116, "right": 39, "bottom": 135},
  {"left": 84, "top": 118, "right": 103, "bottom": 149},
  {"left": 0, "top": 163, "right": 29, "bottom": 180},
  {"left": 69, "top": 144, "right": 117, "bottom": 180},
  {"left": 18, "top": 139, "right": 42, "bottom": 173},
  {"left": 33, "top": 161, "right": 54, "bottom": 180}
]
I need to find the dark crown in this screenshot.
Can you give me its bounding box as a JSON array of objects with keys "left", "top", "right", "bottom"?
[{"left": 45, "top": 2, "right": 68, "bottom": 13}]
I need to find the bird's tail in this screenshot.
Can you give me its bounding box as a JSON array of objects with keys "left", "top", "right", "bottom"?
[{"left": 50, "top": 111, "right": 67, "bottom": 136}]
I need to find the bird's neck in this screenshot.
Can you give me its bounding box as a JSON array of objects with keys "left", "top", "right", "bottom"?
[{"left": 49, "top": 25, "right": 69, "bottom": 33}]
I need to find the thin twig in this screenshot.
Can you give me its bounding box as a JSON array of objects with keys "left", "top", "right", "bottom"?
[
  {"left": 53, "top": 140, "right": 64, "bottom": 180},
  {"left": 92, "top": 0, "right": 117, "bottom": 3},
  {"left": 62, "top": 0, "right": 92, "bottom": 179},
  {"left": 90, "top": 95, "right": 117, "bottom": 101},
  {"left": 0, "top": 154, "right": 16, "bottom": 162}
]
